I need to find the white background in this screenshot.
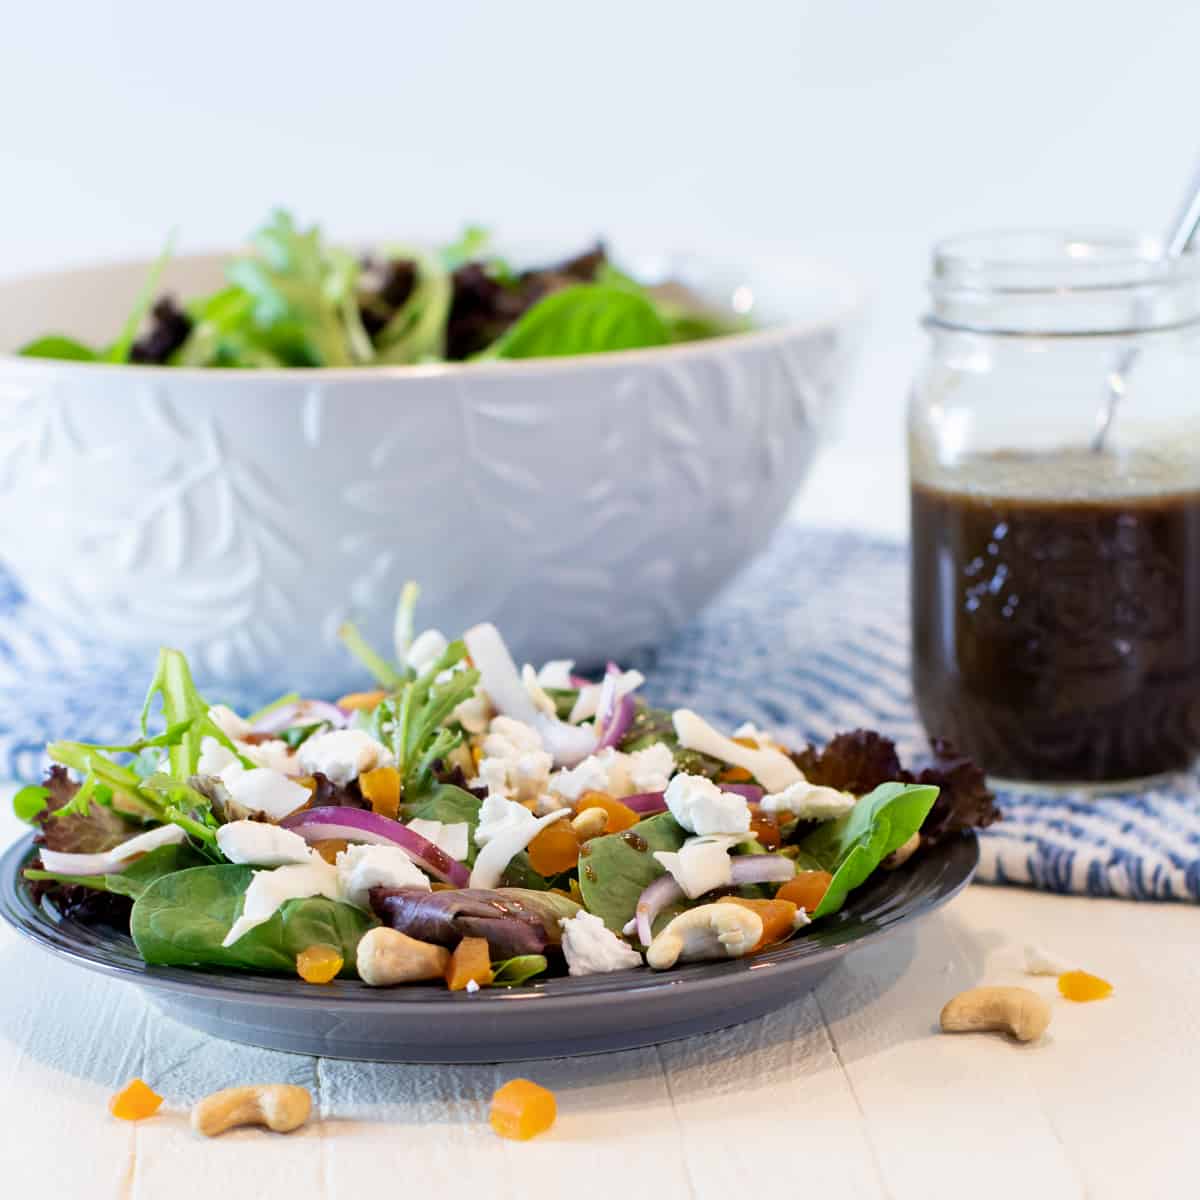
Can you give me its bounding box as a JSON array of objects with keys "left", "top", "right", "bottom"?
[{"left": 2, "top": 0, "right": 1195, "bottom": 475}]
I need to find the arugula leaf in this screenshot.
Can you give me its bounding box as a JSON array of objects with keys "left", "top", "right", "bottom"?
[
  {"left": 799, "top": 782, "right": 939, "bottom": 918},
  {"left": 440, "top": 225, "right": 490, "bottom": 270},
  {"left": 338, "top": 620, "right": 408, "bottom": 689},
  {"left": 18, "top": 335, "right": 99, "bottom": 361},
  {"left": 25, "top": 842, "right": 208, "bottom": 901},
  {"left": 482, "top": 284, "right": 670, "bottom": 360},
  {"left": 372, "top": 248, "right": 452, "bottom": 364},
  {"left": 105, "top": 232, "right": 176, "bottom": 363},
  {"left": 577, "top": 811, "right": 688, "bottom": 932},
  {"left": 490, "top": 954, "right": 549, "bottom": 987},
  {"left": 131, "top": 864, "right": 375, "bottom": 974}
]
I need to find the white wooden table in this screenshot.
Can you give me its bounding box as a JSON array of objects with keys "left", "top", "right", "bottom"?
[{"left": 2, "top": 450, "right": 1194, "bottom": 1200}]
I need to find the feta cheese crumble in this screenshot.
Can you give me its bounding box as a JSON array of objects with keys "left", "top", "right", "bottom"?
[
  {"left": 216, "top": 820, "right": 314, "bottom": 867},
  {"left": 1025, "top": 944, "right": 1072, "bottom": 976},
  {"left": 473, "top": 716, "right": 553, "bottom": 802},
  {"left": 336, "top": 843, "right": 431, "bottom": 909},
  {"left": 406, "top": 628, "right": 449, "bottom": 675},
  {"left": 549, "top": 742, "right": 676, "bottom": 802},
  {"left": 664, "top": 773, "right": 751, "bottom": 836},
  {"left": 759, "top": 780, "right": 857, "bottom": 820},
  {"left": 568, "top": 669, "right": 645, "bottom": 725},
  {"left": 559, "top": 911, "right": 643, "bottom": 975},
  {"left": 298, "top": 729, "right": 394, "bottom": 786},
  {"left": 653, "top": 835, "right": 741, "bottom": 899},
  {"left": 404, "top": 818, "right": 470, "bottom": 861},
  {"left": 221, "top": 766, "right": 312, "bottom": 821},
  {"left": 223, "top": 859, "right": 340, "bottom": 946},
  {"left": 535, "top": 660, "right": 575, "bottom": 690}
]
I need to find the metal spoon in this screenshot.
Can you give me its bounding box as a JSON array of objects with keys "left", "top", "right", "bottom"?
[{"left": 1091, "top": 158, "right": 1200, "bottom": 452}]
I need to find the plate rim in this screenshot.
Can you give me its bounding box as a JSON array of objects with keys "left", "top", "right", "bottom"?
[{"left": 0, "top": 831, "right": 978, "bottom": 1014}]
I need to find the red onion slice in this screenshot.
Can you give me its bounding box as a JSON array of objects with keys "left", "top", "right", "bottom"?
[
  {"left": 623, "top": 790, "right": 668, "bottom": 815},
  {"left": 281, "top": 806, "right": 469, "bottom": 887},
  {"left": 730, "top": 855, "right": 796, "bottom": 885},
  {"left": 596, "top": 692, "right": 636, "bottom": 751},
  {"left": 253, "top": 699, "right": 349, "bottom": 735},
  {"left": 635, "top": 873, "right": 684, "bottom": 947},
  {"left": 720, "top": 783, "right": 765, "bottom": 803}
]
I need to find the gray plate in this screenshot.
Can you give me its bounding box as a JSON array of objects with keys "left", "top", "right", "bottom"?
[{"left": 0, "top": 832, "right": 977, "bottom": 1062}]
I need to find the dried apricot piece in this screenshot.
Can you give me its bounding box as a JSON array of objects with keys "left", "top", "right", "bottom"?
[
  {"left": 576, "top": 791, "right": 638, "bottom": 833},
  {"left": 776, "top": 870, "right": 834, "bottom": 913},
  {"left": 109, "top": 1078, "right": 163, "bottom": 1121},
  {"left": 360, "top": 766, "right": 401, "bottom": 820},
  {"left": 717, "top": 896, "right": 798, "bottom": 951},
  {"left": 1058, "top": 969, "right": 1113, "bottom": 1002},
  {"left": 748, "top": 808, "right": 782, "bottom": 849},
  {"left": 527, "top": 820, "right": 581, "bottom": 876},
  {"left": 446, "top": 936, "right": 494, "bottom": 991},
  {"left": 490, "top": 1078, "right": 557, "bottom": 1141},
  {"left": 296, "top": 943, "right": 344, "bottom": 984},
  {"left": 313, "top": 838, "right": 349, "bottom": 864}
]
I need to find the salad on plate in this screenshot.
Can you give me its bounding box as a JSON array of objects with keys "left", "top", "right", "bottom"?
[
  {"left": 18, "top": 210, "right": 749, "bottom": 370},
  {"left": 14, "top": 588, "right": 999, "bottom": 991}
]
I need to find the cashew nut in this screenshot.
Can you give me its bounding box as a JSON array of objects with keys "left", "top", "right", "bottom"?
[
  {"left": 646, "top": 902, "right": 764, "bottom": 970},
  {"left": 939, "top": 986, "right": 1051, "bottom": 1042},
  {"left": 571, "top": 807, "right": 609, "bottom": 841},
  {"left": 191, "top": 1085, "right": 312, "bottom": 1137},
  {"left": 356, "top": 926, "right": 450, "bottom": 986},
  {"left": 882, "top": 832, "right": 920, "bottom": 870}
]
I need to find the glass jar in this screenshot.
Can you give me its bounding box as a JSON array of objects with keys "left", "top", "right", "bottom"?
[{"left": 909, "top": 230, "right": 1200, "bottom": 788}]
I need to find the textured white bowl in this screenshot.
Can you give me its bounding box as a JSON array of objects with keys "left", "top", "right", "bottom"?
[{"left": 0, "top": 249, "right": 860, "bottom": 695}]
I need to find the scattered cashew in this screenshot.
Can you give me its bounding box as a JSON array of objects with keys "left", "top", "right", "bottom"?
[
  {"left": 191, "top": 1085, "right": 312, "bottom": 1137},
  {"left": 646, "top": 902, "right": 763, "bottom": 970},
  {"left": 571, "top": 808, "right": 609, "bottom": 841},
  {"left": 356, "top": 926, "right": 450, "bottom": 986},
  {"left": 882, "top": 832, "right": 920, "bottom": 870},
  {"left": 940, "top": 986, "right": 1051, "bottom": 1042}
]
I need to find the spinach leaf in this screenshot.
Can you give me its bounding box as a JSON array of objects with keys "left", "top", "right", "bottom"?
[
  {"left": 402, "top": 784, "right": 481, "bottom": 865},
  {"left": 131, "top": 865, "right": 375, "bottom": 975},
  {"left": 490, "top": 954, "right": 548, "bottom": 987},
  {"left": 577, "top": 811, "right": 687, "bottom": 932},
  {"left": 483, "top": 284, "right": 670, "bottom": 360},
  {"left": 18, "top": 335, "right": 98, "bottom": 361},
  {"left": 799, "top": 782, "right": 939, "bottom": 918},
  {"left": 25, "top": 842, "right": 208, "bottom": 901},
  {"left": 499, "top": 852, "right": 553, "bottom": 890},
  {"left": 105, "top": 233, "right": 175, "bottom": 363}
]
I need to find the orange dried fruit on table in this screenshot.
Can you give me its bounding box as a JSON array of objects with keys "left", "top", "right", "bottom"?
[
  {"left": 336, "top": 689, "right": 387, "bottom": 711},
  {"left": 776, "top": 870, "right": 834, "bottom": 914},
  {"left": 490, "top": 1078, "right": 557, "bottom": 1141},
  {"left": 718, "top": 896, "right": 798, "bottom": 951},
  {"left": 109, "top": 1078, "right": 163, "bottom": 1122},
  {"left": 576, "top": 791, "right": 638, "bottom": 833},
  {"left": 313, "top": 838, "right": 349, "bottom": 864},
  {"left": 748, "top": 808, "right": 782, "bottom": 849},
  {"left": 296, "top": 943, "right": 345, "bottom": 984},
  {"left": 1058, "top": 969, "right": 1113, "bottom": 1002},
  {"left": 527, "top": 820, "right": 581, "bottom": 876},
  {"left": 360, "top": 766, "right": 401, "bottom": 820},
  {"left": 446, "top": 936, "right": 494, "bottom": 992}
]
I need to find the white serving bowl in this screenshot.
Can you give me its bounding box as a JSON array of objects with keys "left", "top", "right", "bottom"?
[{"left": 0, "top": 247, "right": 860, "bottom": 696}]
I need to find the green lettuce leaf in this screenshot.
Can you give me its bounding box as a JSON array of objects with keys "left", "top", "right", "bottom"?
[
  {"left": 577, "top": 811, "right": 687, "bottom": 932},
  {"left": 131, "top": 864, "right": 376, "bottom": 975},
  {"left": 798, "top": 782, "right": 939, "bottom": 918}
]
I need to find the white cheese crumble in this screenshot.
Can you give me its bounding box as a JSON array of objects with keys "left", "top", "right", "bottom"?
[
  {"left": 664, "top": 773, "right": 751, "bottom": 836},
  {"left": 672, "top": 709, "right": 803, "bottom": 794},
  {"left": 521, "top": 664, "right": 559, "bottom": 718},
  {"left": 336, "top": 843, "right": 431, "bottom": 909},
  {"left": 209, "top": 704, "right": 253, "bottom": 741},
  {"left": 216, "top": 820, "right": 314, "bottom": 867},
  {"left": 470, "top": 796, "right": 570, "bottom": 889},
  {"left": 550, "top": 742, "right": 676, "bottom": 802},
  {"left": 453, "top": 691, "right": 493, "bottom": 735},
  {"left": 298, "top": 729, "right": 394, "bottom": 786},
  {"left": 223, "top": 859, "right": 340, "bottom": 946},
  {"left": 628, "top": 742, "right": 676, "bottom": 793},
  {"left": 568, "top": 669, "right": 645, "bottom": 725},
  {"left": 221, "top": 766, "right": 312, "bottom": 821},
  {"left": 559, "top": 910, "right": 643, "bottom": 975},
  {"left": 536, "top": 660, "right": 575, "bottom": 690},
  {"left": 1025, "top": 944, "right": 1072, "bottom": 976},
  {"left": 759, "top": 780, "right": 857, "bottom": 820},
  {"left": 472, "top": 716, "right": 553, "bottom": 802},
  {"left": 39, "top": 823, "right": 188, "bottom": 877},
  {"left": 404, "top": 818, "right": 470, "bottom": 861},
  {"left": 465, "top": 978, "right": 480, "bottom": 993},
  {"left": 406, "top": 628, "right": 449, "bottom": 675},
  {"left": 653, "top": 835, "right": 741, "bottom": 899}
]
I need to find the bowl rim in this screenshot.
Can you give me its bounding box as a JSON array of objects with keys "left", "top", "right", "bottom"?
[{"left": 0, "top": 248, "right": 862, "bottom": 382}]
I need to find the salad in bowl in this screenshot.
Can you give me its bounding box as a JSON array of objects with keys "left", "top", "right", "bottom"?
[{"left": 13, "top": 589, "right": 998, "bottom": 991}]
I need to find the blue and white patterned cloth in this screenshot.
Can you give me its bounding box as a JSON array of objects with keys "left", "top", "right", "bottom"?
[{"left": 3, "top": 525, "right": 1199, "bottom": 902}]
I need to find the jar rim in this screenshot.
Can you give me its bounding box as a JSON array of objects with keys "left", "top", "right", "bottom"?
[{"left": 932, "top": 227, "right": 1200, "bottom": 294}]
